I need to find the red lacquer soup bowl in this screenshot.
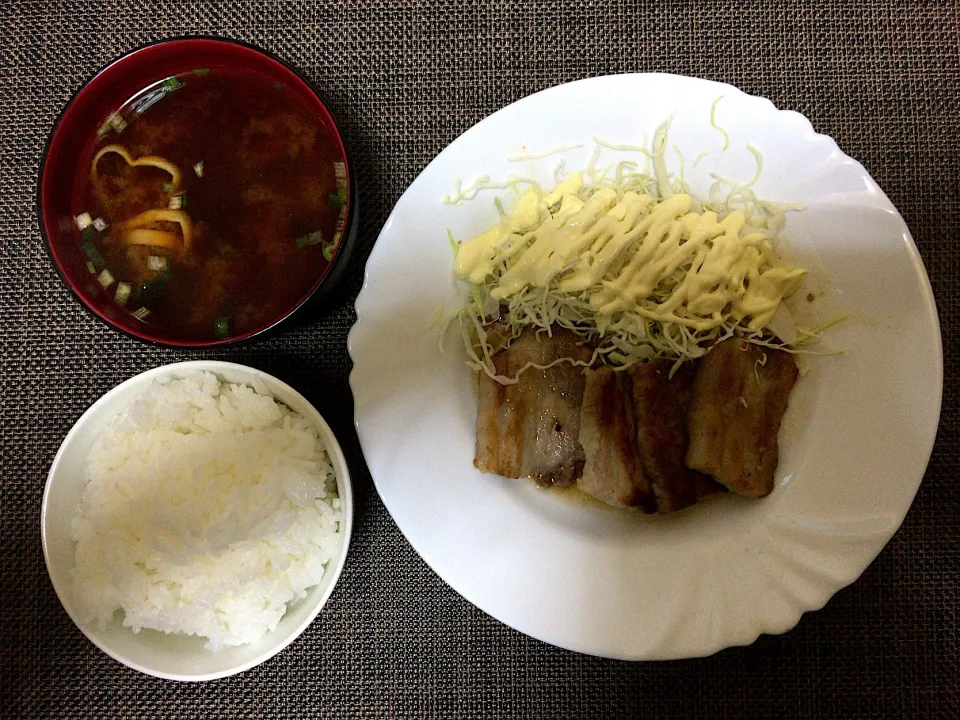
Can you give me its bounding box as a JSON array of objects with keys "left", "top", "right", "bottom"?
[{"left": 39, "top": 37, "right": 358, "bottom": 347}]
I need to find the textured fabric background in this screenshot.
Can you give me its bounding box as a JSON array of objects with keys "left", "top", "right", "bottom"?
[{"left": 2, "top": 1, "right": 957, "bottom": 718}]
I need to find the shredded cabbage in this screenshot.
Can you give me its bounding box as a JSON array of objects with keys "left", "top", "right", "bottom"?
[
  {"left": 448, "top": 122, "right": 825, "bottom": 382},
  {"left": 710, "top": 96, "right": 730, "bottom": 151}
]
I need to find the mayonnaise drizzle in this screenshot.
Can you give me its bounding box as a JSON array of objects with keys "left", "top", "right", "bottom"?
[{"left": 453, "top": 172, "right": 805, "bottom": 331}]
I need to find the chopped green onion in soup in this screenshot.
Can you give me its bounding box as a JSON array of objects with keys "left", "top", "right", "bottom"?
[
  {"left": 296, "top": 231, "right": 324, "bottom": 249},
  {"left": 107, "top": 113, "right": 127, "bottom": 134},
  {"left": 140, "top": 270, "right": 170, "bottom": 308},
  {"left": 322, "top": 237, "right": 338, "bottom": 261},
  {"left": 115, "top": 282, "right": 132, "bottom": 305},
  {"left": 81, "top": 226, "right": 106, "bottom": 271}
]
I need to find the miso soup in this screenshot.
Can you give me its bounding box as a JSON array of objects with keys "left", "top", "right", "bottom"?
[{"left": 72, "top": 68, "right": 349, "bottom": 342}]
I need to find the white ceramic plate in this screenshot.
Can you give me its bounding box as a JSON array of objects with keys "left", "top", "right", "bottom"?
[
  {"left": 348, "top": 74, "right": 942, "bottom": 660},
  {"left": 42, "top": 361, "right": 354, "bottom": 680}
]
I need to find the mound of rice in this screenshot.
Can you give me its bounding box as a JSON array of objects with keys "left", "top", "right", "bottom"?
[{"left": 71, "top": 371, "right": 342, "bottom": 650}]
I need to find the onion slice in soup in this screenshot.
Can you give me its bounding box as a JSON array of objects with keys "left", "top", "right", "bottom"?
[
  {"left": 120, "top": 229, "right": 182, "bottom": 250},
  {"left": 115, "top": 208, "right": 193, "bottom": 251},
  {"left": 92, "top": 144, "right": 183, "bottom": 192}
]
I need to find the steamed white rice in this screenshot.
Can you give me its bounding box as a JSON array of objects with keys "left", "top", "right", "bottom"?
[{"left": 71, "top": 371, "right": 342, "bottom": 650}]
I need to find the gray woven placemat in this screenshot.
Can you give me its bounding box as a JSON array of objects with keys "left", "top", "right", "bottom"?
[{"left": 2, "top": 2, "right": 957, "bottom": 718}]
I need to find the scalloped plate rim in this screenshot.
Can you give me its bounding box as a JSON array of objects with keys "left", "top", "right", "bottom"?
[{"left": 347, "top": 73, "right": 943, "bottom": 660}]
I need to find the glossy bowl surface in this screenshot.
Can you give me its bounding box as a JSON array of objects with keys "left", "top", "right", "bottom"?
[
  {"left": 42, "top": 361, "right": 354, "bottom": 681},
  {"left": 39, "top": 37, "right": 357, "bottom": 347}
]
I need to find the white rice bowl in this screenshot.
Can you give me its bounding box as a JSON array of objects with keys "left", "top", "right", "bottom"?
[{"left": 70, "top": 370, "right": 343, "bottom": 651}]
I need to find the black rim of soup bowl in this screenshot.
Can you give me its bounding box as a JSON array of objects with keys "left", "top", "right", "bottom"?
[{"left": 37, "top": 36, "right": 359, "bottom": 349}]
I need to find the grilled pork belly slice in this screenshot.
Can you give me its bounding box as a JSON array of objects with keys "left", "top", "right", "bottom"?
[
  {"left": 629, "top": 360, "right": 721, "bottom": 513},
  {"left": 474, "top": 328, "right": 592, "bottom": 487},
  {"left": 577, "top": 368, "right": 655, "bottom": 511},
  {"left": 685, "top": 338, "right": 799, "bottom": 497}
]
